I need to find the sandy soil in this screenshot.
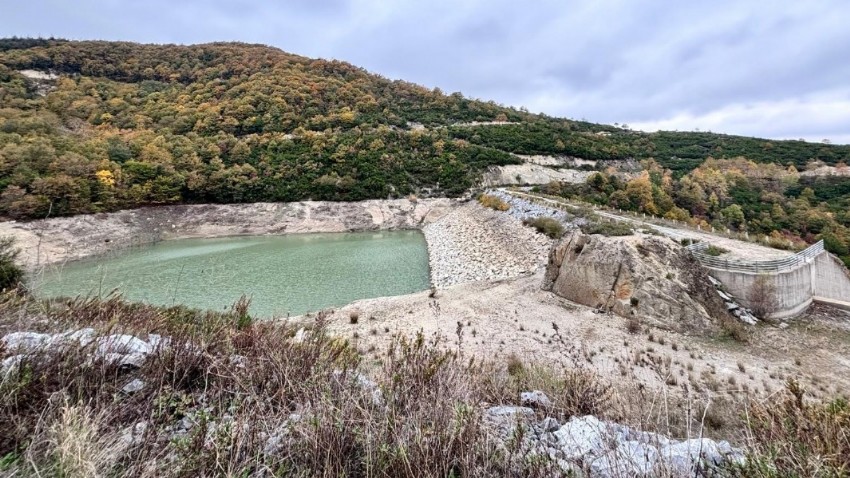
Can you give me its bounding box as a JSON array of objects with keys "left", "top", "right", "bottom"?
[{"left": 308, "top": 274, "right": 850, "bottom": 403}]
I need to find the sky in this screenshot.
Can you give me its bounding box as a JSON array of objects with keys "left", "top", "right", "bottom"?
[{"left": 3, "top": 0, "right": 850, "bottom": 143}]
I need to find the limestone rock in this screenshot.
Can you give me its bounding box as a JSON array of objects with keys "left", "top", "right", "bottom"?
[
  {"left": 553, "top": 415, "right": 609, "bottom": 461},
  {"left": 95, "top": 334, "right": 152, "bottom": 356},
  {"left": 543, "top": 231, "right": 730, "bottom": 333},
  {"left": 122, "top": 379, "right": 146, "bottom": 394},
  {"left": 520, "top": 390, "right": 553, "bottom": 409},
  {"left": 484, "top": 405, "right": 536, "bottom": 437},
  {"left": 1, "top": 332, "right": 52, "bottom": 353}
]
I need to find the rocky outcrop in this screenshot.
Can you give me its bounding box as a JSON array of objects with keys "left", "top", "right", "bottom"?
[
  {"left": 0, "top": 198, "right": 458, "bottom": 269},
  {"left": 484, "top": 393, "right": 745, "bottom": 477},
  {"left": 1, "top": 329, "right": 170, "bottom": 378},
  {"left": 543, "top": 231, "right": 729, "bottom": 332},
  {"left": 481, "top": 164, "right": 593, "bottom": 186}
]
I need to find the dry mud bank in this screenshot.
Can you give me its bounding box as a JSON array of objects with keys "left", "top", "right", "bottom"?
[
  {"left": 0, "top": 198, "right": 458, "bottom": 269},
  {"left": 316, "top": 273, "right": 850, "bottom": 405}
]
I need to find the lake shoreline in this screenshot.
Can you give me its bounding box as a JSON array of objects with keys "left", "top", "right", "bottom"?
[{"left": 0, "top": 198, "right": 459, "bottom": 270}]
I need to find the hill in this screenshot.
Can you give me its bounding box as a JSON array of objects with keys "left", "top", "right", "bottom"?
[{"left": 1, "top": 38, "right": 849, "bottom": 220}]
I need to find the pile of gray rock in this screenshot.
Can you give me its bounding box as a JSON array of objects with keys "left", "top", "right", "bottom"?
[
  {"left": 1, "top": 329, "right": 168, "bottom": 379},
  {"left": 708, "top": 276, "right": 758, "bottom": 325},
  {"left": 485, "top": 189, "right": 572, "bottom": 224},
  {"left": 486, "top": 391, "right": 746, "bottom": 477},
  {"left": 423, "top": 202, "right": 551, "bottom": 287}
]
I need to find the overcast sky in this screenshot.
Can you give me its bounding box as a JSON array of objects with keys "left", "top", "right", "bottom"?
[{"left": 3, "top": 0, "right": 850, "bottom": 143}]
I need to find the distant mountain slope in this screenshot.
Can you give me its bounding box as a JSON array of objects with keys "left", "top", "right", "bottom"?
[{"left": 0, "top": 39, "right": 848, "bottom": 219}]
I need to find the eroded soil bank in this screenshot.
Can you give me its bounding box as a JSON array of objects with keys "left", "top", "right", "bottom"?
[{"left": 0, "top": 198, "right": 458, "bottom": 269}]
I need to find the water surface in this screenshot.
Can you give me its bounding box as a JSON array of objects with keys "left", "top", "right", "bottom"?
[{"left": 33, "top": 231, "right": 431, "bottom": 317}]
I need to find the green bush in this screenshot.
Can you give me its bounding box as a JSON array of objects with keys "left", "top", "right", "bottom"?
[
  {"left": 581, "top": 221, "right": 633, "bottom": 236},
  {"left": 704, "top": 245, "right": 730, "bottom": 256},
  {"left": 0, "top": 237, "right": 22, "bottom": 291},
  {"left": 523, "top": 217, "right": 565, "bottom": 238}
]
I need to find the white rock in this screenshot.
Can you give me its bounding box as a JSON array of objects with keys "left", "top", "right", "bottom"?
[
  {"left": 96, "top": 335, "right": 152, "bottom": 356},
  {"left": 660, "top": 438, "right": 724, "bottom": 475},
  {"left": 101, "top": 352, "right": 147, "bottom": 368},
  {"left": 520, "top": 390, "right": 552, "bottom": 409},
  {"left": 119, "top": 421, "right": 148, "bottom": 447},
  {"left": 122, "top": 378, "right": 145, "bottom": 393},
  {"left": 554, "top": 415, "right": 610, "bottom": 461},
  {"left": 591, "top": 440, "right": 659, "bottom": 477},
  {"left": 1, "top": 354, "right": 24, "bottom": 380},
  {"left": 147, "top": 334, "right": 171, "bottom": 350},
  {"left": 54, "top": 328, "right": 97, "bottom": 348},
  {"left": 1, "top": 332, "right": 52, "bottom": 353},
  {"left": 293, "top": 327, "right": 307, "bottom": 343}
]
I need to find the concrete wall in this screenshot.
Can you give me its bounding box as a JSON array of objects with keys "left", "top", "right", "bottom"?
[
  {"left": 707, "top": 252, "right": 850, "bottom": 319},
  {"left": 813, "top": 253, "right": 850, "bottom": 309},
  {"left": 707, "top": 261, "right": 814, "bottom": 320}
]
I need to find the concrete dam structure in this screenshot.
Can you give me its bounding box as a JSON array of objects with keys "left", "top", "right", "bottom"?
[{"left": 689, "top": 240, "right": 850, "bottom": 319}]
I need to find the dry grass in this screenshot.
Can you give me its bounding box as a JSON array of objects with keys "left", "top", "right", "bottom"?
[
  {"left": 737, "top": 380, "right": 850, "bottom": 476},
  {"left": 477, "top": 194, "right": 510, "bottom": 211},
  {"left": 1, "top": 291, "right": 844, "bottom": 476}
]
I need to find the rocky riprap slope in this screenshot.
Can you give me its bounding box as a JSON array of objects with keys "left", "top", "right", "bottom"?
[
  {"left": 486, "top": 189, "right": 573, "bottom": 224},
  {"left": 543, "top": 230, "right": 731, "bottom": 333},
  {"left": 423, "top": 201, "right": 551, "bottom": 287}
]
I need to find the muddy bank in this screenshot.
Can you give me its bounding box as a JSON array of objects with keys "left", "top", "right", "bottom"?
[{"left": 0, "top": 199, "right": 458, "bottom": 269}]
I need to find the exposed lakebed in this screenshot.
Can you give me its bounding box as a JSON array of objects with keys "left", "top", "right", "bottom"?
[{"left": 32, "top": 231, "right": 431, "bottom": 317}]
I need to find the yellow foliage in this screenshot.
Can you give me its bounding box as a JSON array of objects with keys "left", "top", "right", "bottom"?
[
  {"left": 95, "top": 170, "right": 115, "bottom": 187},
  {"left": 477, "top": 194, "right": 510, "bottom": 211}
]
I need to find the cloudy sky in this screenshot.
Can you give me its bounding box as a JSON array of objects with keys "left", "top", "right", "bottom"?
[{"left": 4, "top": 0, "right": 850, "bottom": 143}]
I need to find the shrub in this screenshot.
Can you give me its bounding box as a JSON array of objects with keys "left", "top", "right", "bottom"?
[
  {"left": 720, "top": 316, "right": 750, "bottom": 343},
  {"left": 523, "top": 217, "right": 565, "bottom": 238},
  {"left": 581, "top": 221, "right": 633, "bottom": 236},
  {"left": 736, "top": 380, "right": 850, "bottom": 476},
  {"left": 0, "top": 237, "right": 22, "bottom": 291},
  {"left": 349, "top": 310, "right": 360, "bottom": 324},
  {"left": 748, "top": 275, "right": 778, "bottom": 319},
  {"left": 626, "top": 318, "right": 641, "bottom": 334},
  {"left": 704, "top": 245, "right": 729, "bottom": 256},
  {"left": 477, "top": 194, "right": 510, "bottom": 211}
]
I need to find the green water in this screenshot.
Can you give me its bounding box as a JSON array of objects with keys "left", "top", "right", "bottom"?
[{"left": 33, "top": 231, "right": 431, "bottom": 317}]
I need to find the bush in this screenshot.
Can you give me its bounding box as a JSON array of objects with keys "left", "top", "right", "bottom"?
[
  {"left": 477, "top": 194, "right": 510, "bottom": 211},
  {"left": 748, "top": 275, "right": 778, "bottom": 319},
  {"left": 523, "top": 217, "right": 565, "bottom": 238},
  {"left": 704, "top": 245, "right": 729, "bottom": 256},
  {"left": 735, "top": 380, "right": 850, "bottom": 477},
  {"left": 720, "top": 315, "right": 750, "bottom": 343},
  {"left": 581, "top": 221, "right": 633, "bottom": 236},
  {"left": 0, "top": 237, "right": 22, "bottom": 291}
]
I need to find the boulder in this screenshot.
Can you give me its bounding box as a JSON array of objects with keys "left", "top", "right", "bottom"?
[
  {"left": 590, "top": 440, "right": 658, "bottom": 477},
  {"left": 553, "top": 415, "right": 609, "bottom": 461},
  {"left": 659, "top": 438, "right": 735, "bottom": 475},
  {"left": 121, "top": 379, "right": 146, "bottom": 394},
  {"left": 543, "top": 231, "right": 731, "bottom": 333},
  {"left": 95, "top": 334, "right": 152, "bottom": 356},
  {"left": 484, "top": 405, "right": 536, "bottom": 437},
  {"left": 1, "top": 332, "right": 52, "bottom": 353},
  {"left": 520, "top": 390, "right": 553, "bottom": 409}
]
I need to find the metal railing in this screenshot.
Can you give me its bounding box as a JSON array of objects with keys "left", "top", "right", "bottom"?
[{"left": 687, "top": 240, "right": 824, "bottom": 273}]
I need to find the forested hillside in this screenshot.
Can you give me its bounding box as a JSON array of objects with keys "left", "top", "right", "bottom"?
[{"left": 1, "top": 38, "right": 849, "bottom": 219}]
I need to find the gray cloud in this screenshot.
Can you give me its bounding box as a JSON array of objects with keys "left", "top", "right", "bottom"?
[{"left": 2, "top": 0, "right": 849, "bottom": 143}]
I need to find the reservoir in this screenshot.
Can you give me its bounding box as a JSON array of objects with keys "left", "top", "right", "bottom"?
[{"left": 32, "top": 231, "right": 431, "bottom": 317}]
